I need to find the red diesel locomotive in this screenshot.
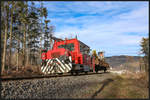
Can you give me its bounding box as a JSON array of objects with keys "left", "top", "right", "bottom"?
[{"left": 41, "top": 38, "right": 108, "bottom": 75}]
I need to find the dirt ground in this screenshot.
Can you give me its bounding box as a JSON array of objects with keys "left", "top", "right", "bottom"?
[{"left": 86, "top": 74, "right": 148, "bottom": 99}]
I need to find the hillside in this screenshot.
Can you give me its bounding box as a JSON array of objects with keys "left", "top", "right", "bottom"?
[{"left": 105, "top": 55, "right": 142, "bottom": 71}]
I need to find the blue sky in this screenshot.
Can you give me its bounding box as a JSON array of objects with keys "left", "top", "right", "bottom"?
[{"left": 34, "top": 1, "right": 149, "bottom": 57}]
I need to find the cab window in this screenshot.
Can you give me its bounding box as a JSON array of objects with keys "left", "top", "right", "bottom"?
[{"left": 58, "top": 43, "right": 74, "bottom": 51}]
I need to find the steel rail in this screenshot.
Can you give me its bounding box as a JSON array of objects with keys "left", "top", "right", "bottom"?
[{"left": 1, "top": 72, "right": 109, "bottom": 82}]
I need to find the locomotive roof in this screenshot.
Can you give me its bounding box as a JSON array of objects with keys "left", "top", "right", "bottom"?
[
  {"left": 55, "top": 38, "right": 90, "bottom": 48},
  {"left": 79, "top": 40, "right": 90, "bottom": 49}
]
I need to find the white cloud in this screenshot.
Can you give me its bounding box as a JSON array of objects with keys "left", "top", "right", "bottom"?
[{"left": 40, "top": 1, "right": 148, "bottom": 56}]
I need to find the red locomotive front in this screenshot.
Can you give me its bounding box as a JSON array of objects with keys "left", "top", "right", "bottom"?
[{"left": 41, "top": 38, "right": 95, "bottom": 75}]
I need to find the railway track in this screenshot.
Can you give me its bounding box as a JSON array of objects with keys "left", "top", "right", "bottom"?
[
  {"left": 1, "top": 71, "right": 112, "bottom": 99},
  {"left": 1, "top": 71, "right": 109, "bottom": 81}
]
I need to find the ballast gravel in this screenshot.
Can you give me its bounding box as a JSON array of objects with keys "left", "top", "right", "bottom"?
[{"left": 1, "top": 72, "right": 115, "bottom": 99}]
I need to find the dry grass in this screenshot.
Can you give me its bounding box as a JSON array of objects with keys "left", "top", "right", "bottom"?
[
  {"left": 63, "top": 72, "right": 148, "bottom": 99},
  {"left": 2, "top": 52, "right": 43, "bottom": 78},
  {"left": 93, "top": 72, "right": 149, "bottom": 98},
  {"left": 1, "top": 65, "right": 43, "bottom": 78},
  {"left": 121, "top": 71, "right": 147, "bottom": 79}
]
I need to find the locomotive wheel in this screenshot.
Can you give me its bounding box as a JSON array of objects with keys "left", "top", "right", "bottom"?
[
  {"left": 71, "top": 72, "right": 74, "bottom": 75},
  {"left": 95, "top": 65, "right": 99, "bottom": 73},
  {"left": 75, "top": 71, "right": 79, "bottom": 75},
  {"left": 95, "top": 67, "right": 98, "bottom": 73},
  {"left": 104, "top": 68, "right": 107, "bottom": 73},
  {"left": 85, "top": 71, "right": 88, "bottom": 74}
]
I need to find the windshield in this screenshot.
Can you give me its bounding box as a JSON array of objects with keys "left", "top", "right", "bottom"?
[{"left": 58, "top": 43, "right": 74, "bottom": 51}]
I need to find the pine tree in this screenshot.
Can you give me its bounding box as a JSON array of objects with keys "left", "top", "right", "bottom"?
[
  {"left": 1, "top": 1, "right": 55, "bottom": 74},
  {"left": 140, "top": 37, "right": 149, "bottom": 87},
  {"left": 140, "top": 37, "right": 149, "bottom": 72},
  {"left": 27, "top": 2, "right": 41, "bottom": 65},
  {"left": 1, "top": 2, "right": 10, "bottom": 74},
  {"left": 8, "top": 1, "right": 16, "bottom": 70}
]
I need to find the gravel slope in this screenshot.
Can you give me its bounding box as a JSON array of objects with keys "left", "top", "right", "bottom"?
[{"left": 1, "top": 72, "right": 115, "bottom": 99}]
